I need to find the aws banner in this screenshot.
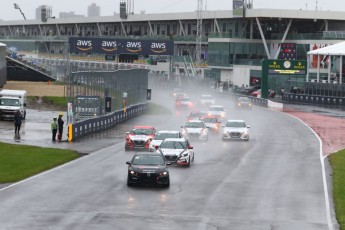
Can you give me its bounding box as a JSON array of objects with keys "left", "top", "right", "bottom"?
[{"left": 69, "top": 37, "right": 174, "bottom": 56}]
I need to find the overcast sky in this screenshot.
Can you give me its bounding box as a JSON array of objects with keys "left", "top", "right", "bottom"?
[{"left": 1, "top": 0, "right": 344, "bottom": 21}]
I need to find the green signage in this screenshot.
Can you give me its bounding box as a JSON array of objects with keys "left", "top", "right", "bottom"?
[{"left": 261, "top": 59, "right": 307, "bottom": 98}]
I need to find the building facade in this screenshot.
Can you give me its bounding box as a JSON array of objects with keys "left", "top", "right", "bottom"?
[{"left": 1, "top": 8, "right": 345, "bottom": 88}]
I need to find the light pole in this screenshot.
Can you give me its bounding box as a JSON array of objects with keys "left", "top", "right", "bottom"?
[{"left": 14, "top": 3, "right": 26, "bottom": 20}]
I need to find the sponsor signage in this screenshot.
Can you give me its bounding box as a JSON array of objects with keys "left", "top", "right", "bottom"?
[
  {"left": 69, "top": 37, "right": 174, "bottom": 56},
  {"left": 265, "top": 60, "right": 307, "bottom": 75}
]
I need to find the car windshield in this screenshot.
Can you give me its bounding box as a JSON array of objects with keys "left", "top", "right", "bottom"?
[
  {"left": 0, "top": 98, "right": 20, "bottom": 106},
  {"left": 185, "top": 122, "right": 205, "bottom": 128},
  {"left": 132, "top": 155, "right": 165, "bottom": 165},
  {"left": 177, "top": 97, "right": 191, "bottom": 102},
  {"left": 226, "top": 121, "right": 246, "bottom": 128},
  {"left": 160, "top": 141, "right": 187, "bottom": 149},
  {"left": 130, "top": 128, "right": 153, "bottom": 135},
  {"left": 154, "top": 132, "right": 179, "bottom": 140},
  {"left": 209, "top": 107, "right": 224, "bottom": 111},
  {"left": 202, "top": 117, "right": 217, "bottom": 123},
  {"left": 201, "top": 95, "right": 213, "bottom": 99},
  {"left": 189, "top": 112, "right": 207, "bottom": 118},
  {"left": 239, "top": 97, "right": 250, "bottom": 102}
]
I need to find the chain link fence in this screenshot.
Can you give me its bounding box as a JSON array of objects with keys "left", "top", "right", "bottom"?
[{"left": 66, "top": 69, "right": 149, "bottom": 121}]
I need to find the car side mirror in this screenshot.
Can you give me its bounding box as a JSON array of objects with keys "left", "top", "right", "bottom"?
[
  {"left": 126, "top": 161, "right": 131, "bottom": 165},
  {"left": 126, "top": 132, "right": 129, "bottom": 135},
  {"left": 155, "top": 145, "right": 159, "bottom": 150},
  {"left": 24, "top": 103, "right": 26, "bottom": 107},
  {"left": 189, "top": 146, "right": 193, "bottom": 149}
]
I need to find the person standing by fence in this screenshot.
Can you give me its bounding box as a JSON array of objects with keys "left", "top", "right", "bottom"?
[
  {"left": 51, "top": 117, "right": 58, "bottom": 141},
  {"left": 57, "top": 113, "right": 64, "bottom": 141}
]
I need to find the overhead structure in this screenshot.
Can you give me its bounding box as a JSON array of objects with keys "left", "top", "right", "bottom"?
[{"left": 195, "top": 0, "right": 203, "bottom": 64}]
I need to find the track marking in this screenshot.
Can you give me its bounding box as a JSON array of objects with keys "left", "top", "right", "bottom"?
[{"left": 274, "top": 110, "right": 334, "bottom": 230}]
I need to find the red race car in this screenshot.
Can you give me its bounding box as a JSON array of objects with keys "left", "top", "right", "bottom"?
[
  {"left": 200, "top": 115, "right": 221, "bottom": 133},
  {"left": 125, "top": 126, "right": 157, "bottom": 151}
]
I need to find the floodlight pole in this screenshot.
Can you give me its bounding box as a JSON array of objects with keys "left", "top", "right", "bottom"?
[{"left": 14, "top": 3, "right": 27, "bottom": 20}]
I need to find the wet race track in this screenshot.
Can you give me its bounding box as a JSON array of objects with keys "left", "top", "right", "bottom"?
[{"left": 0, "top": 84, "right": 340, "bottom": 230}]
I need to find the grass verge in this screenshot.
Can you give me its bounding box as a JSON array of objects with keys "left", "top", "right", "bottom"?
[
  {"left": 42, "top": 96, "right": 68, "bottom": 108},
  {"left": 0, "top": 142, "right": 80, "bottom": 183},
  {"left": 145, "top": 102, "right": 172, "bottom": 115},
  {"left": 329, "top": 149, "right": 345, "bottom": 230}
]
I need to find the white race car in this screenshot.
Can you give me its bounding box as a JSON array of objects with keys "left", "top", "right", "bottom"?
[
  {"left": 207, "top": 105, "right": 227, "bottom": 120},
  {"left": 222, "top": 119, "right": 250, "bottom": 141},
  {"left": 181, "top": 119, "right": 208, "bottom": 141},
  {"left": 199, "top": 94, "right": 215, "bottom": 106},
  {"left": 158, "top": 138, "right": 194, "bottom": 167},
  {"left": 149, "top": 130, "right": 183, "bottom": 151}
]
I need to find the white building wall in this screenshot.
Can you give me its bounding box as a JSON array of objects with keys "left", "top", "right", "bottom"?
[{"left": 232, "top": 66, "right": 251, "bottom": 87}]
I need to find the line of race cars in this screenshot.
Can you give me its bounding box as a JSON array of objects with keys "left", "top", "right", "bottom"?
[{"left": 125, "top": 91, "right": 252, "bottom": 188}]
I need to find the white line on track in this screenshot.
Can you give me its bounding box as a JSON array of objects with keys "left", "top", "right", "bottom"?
[{"left": 273, "top": 109, "right": 334, "bottom": 230}]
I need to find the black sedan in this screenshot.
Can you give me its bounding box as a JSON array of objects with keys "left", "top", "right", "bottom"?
[{"left": 126, "top": 153, "right": 170, "bottom": 187}]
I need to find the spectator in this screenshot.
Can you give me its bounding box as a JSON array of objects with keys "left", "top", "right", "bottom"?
[
  {"left": 51, "top": 117, "right": 58, "bottom": 142},
  {"left": 57, "top": 113, "right": 64, "bottom": 141},
  {"left": 14, "top": 110, "right": 23, "bottom": 138}
]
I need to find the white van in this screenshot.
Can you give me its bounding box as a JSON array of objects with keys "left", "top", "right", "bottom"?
[{"left": 0, "top": 89, "right": 27, "bottom": 120}]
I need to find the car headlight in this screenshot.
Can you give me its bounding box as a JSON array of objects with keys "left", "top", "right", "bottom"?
[
  {"left": 160, "top": 171, "right": 168, "bottom": 176},
  {"left": 130, "top": 170, "right": 139, "bottom": 176},
  {"left": 223, "top": 132, "right": 230, "bottom": 137},
  {"left": 201, "top": 129, "right": 207, "bottom": 135},
  {"left": 221, "top": 112, "right": 225, "bottom": 117},
  {"left": 179, "top": 152, "right": 189, "bottom": 157}
]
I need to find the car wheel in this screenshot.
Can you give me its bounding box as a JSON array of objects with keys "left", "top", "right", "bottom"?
[
  {"left": 127, "top": 177, "right": 132, "bottom": 187},
  {"left": 187, "top": 156, "right": 191, "bottom": 167},
  {"left": 125, "top": 146, "right": 129, "bottom": 151},
  {"left": 165, "top": 177, "right": 170, "bottom": 188}
]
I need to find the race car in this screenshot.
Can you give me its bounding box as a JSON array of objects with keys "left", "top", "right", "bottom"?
[
  {"left": 181, "top": 119, "right": 208, "bottom": 141},
  {"left": 175, "top": 97, "right": 193, "bottom": 109},
  {"left": 186, "top": 111, "right": 208, "bottom": 121},
  {"left": 200, "top": 115, "right": 221, "bottom": 134},
  {"left": 235, "top": 97, "right": 252, "bottom": 109},
  {"left": 126, "top": 152, "right": 170, "bottom": 187},
  {"left": 199, "top": 94, "right": 215, "bottom": 106},
  {"left": 207, "top": 105, "right": 227, "bottom": 120},
  {"left": 222, "top": 119, "right": 250, "bottom": 141},
  {"left": 125, "top": 126, "right": 157, "bottom": 151},
  {"left": 158, "top": 138, "right": 194, "bottom": 167},
  {"left": 149, "top": 130, "right": 183, "bottom": 151}
]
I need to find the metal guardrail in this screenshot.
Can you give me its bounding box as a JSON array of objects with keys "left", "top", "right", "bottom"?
[
  {"left": 283, "top": 93, "right": 345, "bottom": 107},
  {"left": 214, "top": 91, "right": 268, "bottom": 107},
  {"left": 69, "top": 103, "right": 148, "bottom": 141}
]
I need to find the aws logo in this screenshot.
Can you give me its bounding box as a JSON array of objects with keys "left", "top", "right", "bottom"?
[
  {"left": 76, "top": 40, "right": 92, "bottom": 51},
  {"left": 126, "top": 42, "right": 142, "bottom": 53},
  {"left": 102, "top": 41, "right": 118, "bottom": 52},
  {"left": 151, "top": 42, "right": 167, "bottom": 53}
]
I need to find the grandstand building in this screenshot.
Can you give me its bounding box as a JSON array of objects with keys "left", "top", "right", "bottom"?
[{"left": 1, "top": 7, "right": 345, "bottom": 87}]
